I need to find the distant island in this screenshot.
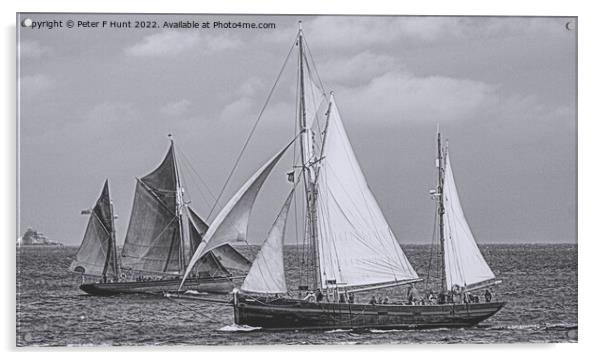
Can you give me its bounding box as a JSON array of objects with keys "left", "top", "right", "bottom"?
[{"left": 17, "top": 228, "right": 63, "bottom": 247}]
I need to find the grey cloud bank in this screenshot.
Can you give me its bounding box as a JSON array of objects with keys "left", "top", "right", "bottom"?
[{"left": 18, "top": 14, "right": 576, "bottom": 246}]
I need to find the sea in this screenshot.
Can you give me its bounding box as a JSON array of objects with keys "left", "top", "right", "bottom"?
[{"left": 16, "top": 244, "right": 577, "bottom": 346}]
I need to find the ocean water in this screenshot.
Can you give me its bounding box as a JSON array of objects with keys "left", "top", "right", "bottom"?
[{"left": 16, "top": 244, "right": 577, "bottom": 346}]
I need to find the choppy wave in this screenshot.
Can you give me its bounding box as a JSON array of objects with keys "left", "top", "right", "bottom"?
[
  {"left": 218, "top": 324, "right": 262, "bottom": 332},
  {"left": 184, "top": 290, "right": 208, "bottom": 295},
  {"left": 325, "top": 329, "right": 353, "bottom": 333},
  {"left": 478, "top": 323, "right": 578, "bottom": 331},
  {"left": 16, "top": 245, "right": 577, "bottom": 345}
]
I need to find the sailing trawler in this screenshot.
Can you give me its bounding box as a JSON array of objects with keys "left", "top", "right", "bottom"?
[
  {"left": 178, "top": 22, "right": 505, "bottom": 330},
  {"left": 70, "top": 140, "right": 251, "bottom": 295}
]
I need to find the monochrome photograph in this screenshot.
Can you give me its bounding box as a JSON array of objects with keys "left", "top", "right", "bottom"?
[{"left": 16, "top": 13, "right": 577, "bottom": 345}]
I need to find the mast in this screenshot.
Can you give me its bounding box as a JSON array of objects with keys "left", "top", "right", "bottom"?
[
  {"left": 298, "top": 21, "right": 321, "bottom": 290},
  {"left": 170, "top": 135, "right": 187, "bottom": 274},
  {"left": 436, "top": 126, "right": 446, "bottom": 293},
  {"left": 108, "top": 197, "right": 119, "bottom": 279}
]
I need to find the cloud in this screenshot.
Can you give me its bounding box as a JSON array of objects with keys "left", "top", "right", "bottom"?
[
  {"left": 319, "top": 51, "right": 402, "bottom": 86},
  {"left": 336, "top": 71, "right": 495, "bottom": 124},
  {"left": 19, "top": 74, "right": 52, "bottom": 98},
  {"left": 220, "top": 97, "right": 254, "bottom": 122},
  {"left": 160, "top": 99, "right": 191, "bottom": 117},
  {"left": 267, "top": 17, "right": 462, "bottom": 50},
  {"left": 84, "top": 103, "right": 139, "bottom": 130},
  {"left": 268, "top": 16, "right": 567, "bottom": 53},
  {"left": 125, "top": 30, "right": 242, "bottom": 57},
  {"left": 18, "top": 40, "right": 49, "bottom": 58},
  {"left": 218, "top": 77, "right": 269, "bottom": 122},
  {"left": 237, "top": 77, "right": 265, "bottom": 98}
]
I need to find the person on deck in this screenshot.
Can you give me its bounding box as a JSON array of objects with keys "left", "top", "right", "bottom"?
[
  {"left": 315, "top": 289, "right": 324, "bottom": 302},
  {"left": 348, "top": 293, "right": 355, "bottom": 304},
  {"left": 406, "top": 283, "right": 420, "bottom": 305},
  {"left": 484, "top": 289, "right": 492, "bottom": 303},
  {"left": 428, "top": 291, "right": 437, "bottom": 304},
  {"left": 369, "top": 295, "right": 377, "bottom": 305},
  {"left": 383, "top": 296, "right": 390, "bottom": 304}
]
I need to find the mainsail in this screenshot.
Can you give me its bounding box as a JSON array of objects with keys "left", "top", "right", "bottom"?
[
  {"left": 70, "top": 180, "right": 117, "bottom": 277},
  {"left": 442, "top": 152, "right": 495, "bottom": 290},
  {"left": 315, "top": 96, "right": 419, "bottom": 288},
  {"left": 180, "top": 141, "right": 293, "bottom": 286},
  {"left": 241, "top": 188, "right": 295, "bottom": 294},
  {"left": 121, "top": 143, "right": 182, "bottom": 273}
]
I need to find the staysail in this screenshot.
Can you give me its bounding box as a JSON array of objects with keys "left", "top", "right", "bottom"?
[
  {"left": 187, "top": 205, "right": 208, "bottom": 255},
  {"left": 241, "top": 187, "right": 295, "bottom": 294},
  {"left": 121, "top": 143, "right": 182, "bottom": 273},
  {"left": 187, "top": 205, "right": 252, "bottom": 272},
  {"left": 180, "top": 140, "right": 294, "bottom": 286},
  {"left": 70, "top": 180, "right": 117, "bottom": 277},
  {"left": 442, "top": 152, "right": 495, "bottom": 290},
  {"left": 315, "top": 96, "right": 419, "bottom": 288}
]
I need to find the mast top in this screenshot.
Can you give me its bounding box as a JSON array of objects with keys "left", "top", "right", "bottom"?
[{"left": 298, "top": 20, "right": 303, "bottom": 31}]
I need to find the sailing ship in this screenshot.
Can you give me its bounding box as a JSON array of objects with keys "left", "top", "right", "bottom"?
[
  {"left": 178, "top": 21, "right": 505, "bottom": 330},
  {"left": 69, "top": 141, "right": 251, "bottom": 295}
]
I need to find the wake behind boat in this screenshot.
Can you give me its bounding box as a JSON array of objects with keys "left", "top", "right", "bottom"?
[
  {"left": 70, "top": 140, "right": 251, "bottom": 295},
  {"left": 178, "top": 22, "right": 505, "bottom": 330}
]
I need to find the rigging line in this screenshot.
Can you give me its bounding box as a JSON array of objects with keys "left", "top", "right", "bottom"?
[
  {"left": 301, "top": 36, "right": 326, "bottom": 94},
  {"left": 300, "top": 53, "right": 327, "bottom": 156},
  {"left": 174, "top": 144, "right": 216, "bottom": 204},
  {"left": 174, "top": 143, "right": 217, "bottom": 200},
  {"left": 292, "top": 50, "right": 302, "bottom": 286},
  {"left": 207, "top": 35, "right": 298, "bottom": 220},
  {"left": 425, "top": 208, "right": 438, "bottom": 290},
  {"left": 177, "top": 153, "right": 213, "bottom": 214}
]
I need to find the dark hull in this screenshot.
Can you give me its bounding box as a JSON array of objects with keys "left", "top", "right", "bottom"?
[
  {"left": 234, "top": 296, "right": 505, "bottom": 330},
  {"left": 80, "top": 277, "right": 234, "bottom": 296}
]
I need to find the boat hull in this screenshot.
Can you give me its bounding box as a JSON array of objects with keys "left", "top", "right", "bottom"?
[
  {"left": 79, "top": 277, "right": 234, "bottom": 296},
  {"left": 234, "top": 296, "right": 505, "bottom": 330}
]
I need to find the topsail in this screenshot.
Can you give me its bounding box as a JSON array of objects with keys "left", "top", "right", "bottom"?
[
  {"left": 442, "top": 153, "right": 495, "bottom": 290},
  {"left": 70, "top": 180, "right": 117, "bottom": 277},
  {"left": 315, "top": 96, "right": 419, "bottom": 288}
]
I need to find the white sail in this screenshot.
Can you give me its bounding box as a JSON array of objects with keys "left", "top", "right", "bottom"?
[
  {"left": 241, "top": 188, "right": 295, "bottom": 294},
  {"left": 180, "top": 141, "right": 293, "bottom": 287},
  {"left": 315, "top": 96, "right": 419, "bottom": 288},
  {"left": 442, "top": 153, "right": 495, "bottom": 290},
  {"left": 300, "top": 49, "right": 327, "bottom": 182},
  {"left": 304, "top": 74, "right": 327, "bottom": 130}
]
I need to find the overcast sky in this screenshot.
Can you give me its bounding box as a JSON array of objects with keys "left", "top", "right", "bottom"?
[{"left": 18, "top": 14, "right": 576, "bottom": 246}]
